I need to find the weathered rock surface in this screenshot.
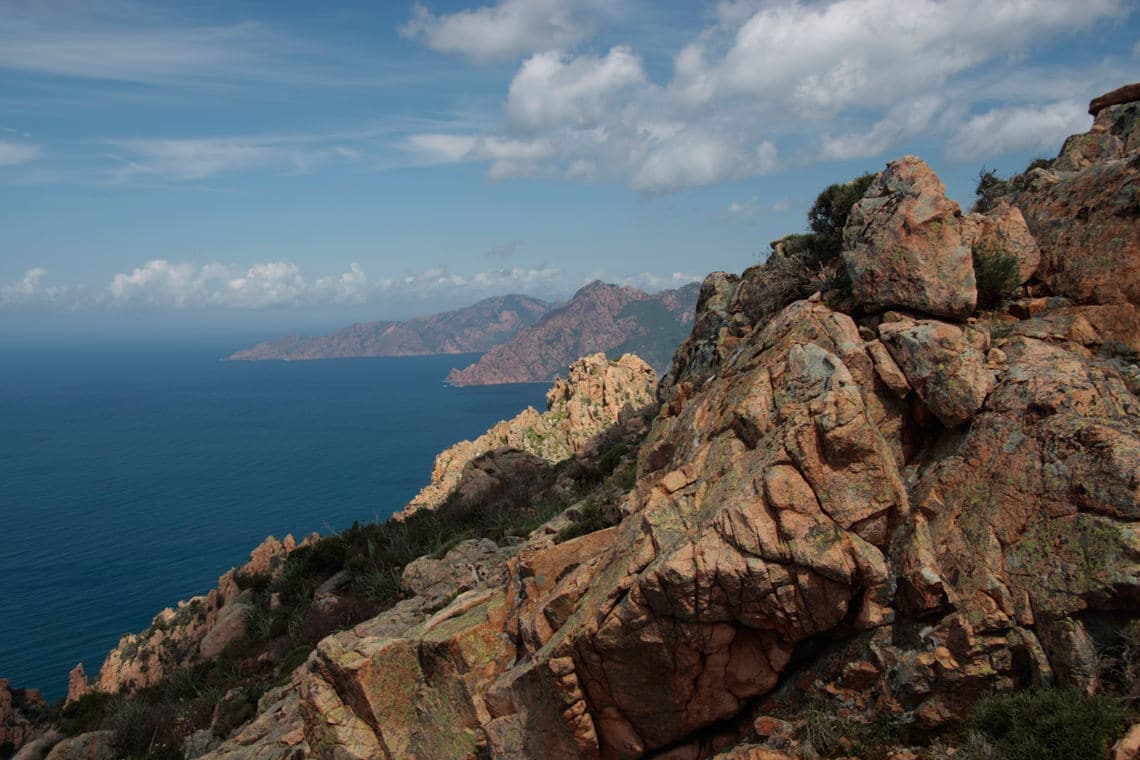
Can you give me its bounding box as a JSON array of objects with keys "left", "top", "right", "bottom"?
[
  {"left": 64, "top": 664, "right": 87, "bottom": 706},
  {"left": 843, "top": 155, "right": 977, "bottom": 318},
  {"left": 0, "top": 680, "right": 47, "bottom": 757},
  {"left": 42, "top": 731, "right": 114, "bottom": 760},
  {"left": 447, "top": 281, "right": 699, "bottom": 385},
  {"left": 878, "top": 314, "right": 994, "bottom": 426},
  {"left": 59, "top": 87, "right": 1140, "bottom": 760},
  {"left": 1015, "top": 86, "right": 1140, "bottom": 305},
  {"left": 966, "top": 199, "right": 1041, "bottom": 284},
  {"left": 228, "top": 294, "right": 552, "bottom": 361},
  {"left": 401, "top": 352, "right": 656, "bottom": 517},
  {"left": 97, "top": 534, "right": 308, "bottom": 693}
]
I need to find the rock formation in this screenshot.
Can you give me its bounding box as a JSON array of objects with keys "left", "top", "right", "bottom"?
[
  {"left": 447, "top": 281, "right": 699, "bottom": 385},
  {"left": 842, "top": 155, "right": 977, "bottom": 318},
  {"left": 96, "top": 534, "right": 309, "bottom": 694},
  {"left": 402, "top": 353, "right": 657, "bottom": 517},
  {"left": 63, "top": 665, "right": 86, "bottom": 706},
  {"left": 228, "top": 294, "right": 552, "bottom": 361},
  {"left": 0, "top": 680, "right": 47, "bottom": 757},
  {"left": 27, "top": 83, "right": 1140, "bottom": 760}
]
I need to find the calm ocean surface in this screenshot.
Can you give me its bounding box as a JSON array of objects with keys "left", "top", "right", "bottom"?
[{"left": 0, "top": 336, "right": 548, "bottom": 701}]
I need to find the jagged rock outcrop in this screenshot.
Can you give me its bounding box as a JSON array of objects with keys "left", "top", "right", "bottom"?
[
  {"left": 843, "top": 155, "right": 977, "bottom": 319},
  {"left": 0, "top": 680, "right": 47, "bottom": 757},
  {"left": 965, "top": 198, "right": 1041, "bottom": 284},
  {"left": 1013, "top": 92, "right": 1140, "bottom": 305},
  {"left": 64, "top": 664, "right": 87, "bottom": 706},
  {"left": 400, "top": 353, "right": 656, "bottom": 517},
  {"left": 228, "top": 294, "right": 552, "bottom": 361},
  {"left": 96, "top": 534, "right": 308, "bottom": 693},
  {"left": 447, "top": 281, "right": 699, "bottom": 386},
  {"left": 62, "top": 83, "right": 1140, "bottom": 760}
]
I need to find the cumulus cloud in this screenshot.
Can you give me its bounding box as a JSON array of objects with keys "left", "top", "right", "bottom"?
[
  {"left": 1, "top": 259, "right": 574, "bottom": 312},
  {"left": 593, "top": 270, "right": 703, "bottom": 292},
  {"left": 0, "top": 141, "right": 41, "bottom": 166},
  {"left": 407, "top": 0, "right": 1128, "bottom": 192},
  {"left": 0, "top": 268, "right": 73, "bottom": 308},
  {"left": 505, "top": 47, "right": 647, "bottom": 130},
  {"left": 401, "top": 0, "right": 603, "bottom": 62},
  {"left": 945, "top": 100, "right": 1090, "bottom": 161}
]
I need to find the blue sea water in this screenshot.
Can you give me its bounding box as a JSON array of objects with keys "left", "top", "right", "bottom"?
[{"left": 0, "top": 336, "right": 548, "bottom": 701}]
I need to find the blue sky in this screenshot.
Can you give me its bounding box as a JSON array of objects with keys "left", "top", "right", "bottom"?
[{"left": 1, "top": 0, "right": 1136, "bottom": 334}]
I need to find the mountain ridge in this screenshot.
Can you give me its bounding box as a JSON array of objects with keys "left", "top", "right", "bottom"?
[
  {"left": 227, "top": 294, "right": 552, "bottom": 361},
  {"left": 446, "top": 280, "right": 700, "bottom": 385}
]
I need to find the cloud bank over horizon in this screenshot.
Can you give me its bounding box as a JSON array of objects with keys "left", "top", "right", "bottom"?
[
  {"left": 0, "top": 0, "right": 1135, "bottom": 322},
  {"left": 0, "top": 259, "right": 699, "bottom": 315}
]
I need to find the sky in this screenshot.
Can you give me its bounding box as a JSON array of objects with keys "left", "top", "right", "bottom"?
[{"left": 1, "top": 0, "right": 1136, "bottom": 336}]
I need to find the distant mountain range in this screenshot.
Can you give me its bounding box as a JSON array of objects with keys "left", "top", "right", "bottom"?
[
  {"left": 228, "top": 281, "right": 701, "bottom": 385},
  {"left": 227, "top": 294, "right": 552, "bottom": 361},
  {"left": 446, "top": 280, "right": 700, "bottom": 385}
]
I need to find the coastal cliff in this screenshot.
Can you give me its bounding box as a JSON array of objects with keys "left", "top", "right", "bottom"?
[
  {"left": 227, "top": 294, "right": 552, "bottom": 361},
  {"left": 446, "top": 281, "right": 700, "bottom": 386},
  {"left": 12, "top": 85, "right": 1140, "bottom": 760}
]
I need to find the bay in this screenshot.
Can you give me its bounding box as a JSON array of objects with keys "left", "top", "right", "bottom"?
[{"left": 0, "top": 335, "right": 548, "bottom": 700}]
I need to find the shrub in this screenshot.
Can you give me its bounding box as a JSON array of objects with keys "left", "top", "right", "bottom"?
[
  {"left": 554, "top": 500, "right": 613, "bottom": 544},
  {"left": 597, "top": 443, "right": 630, "bottom": 477},
  {"left": 806, "top": 172, "right": 876, "bottom": 264},
  {"left": 972, "top": 167, "right": 1011, "bottom": 213},
  {"left": 973, "top": 244, "right": 1021, "bottom": 309},
  {"left": 966, "top": 688, "right": 1128, "bottom": 760}
]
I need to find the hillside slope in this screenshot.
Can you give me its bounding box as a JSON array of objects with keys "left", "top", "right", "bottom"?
[
  {"left": 227, "top": 294, "right": 552, "bottom": 361},
  {"left": 447, "top": 280, "right": 699, "bottom": 385},
  {"left": 15, "top": 84, "right": 1140, "bottom": 760}
]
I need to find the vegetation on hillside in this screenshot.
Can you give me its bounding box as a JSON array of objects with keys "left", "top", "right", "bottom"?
[
  {"left": 54, "top": 401, "right": 654, "bottom": 758},
  {"left": 740, "top": 172, "right": 874, "bottom": 324}
]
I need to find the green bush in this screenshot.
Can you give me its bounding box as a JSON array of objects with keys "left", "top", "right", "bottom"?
[
  {"left": 972, "top": 167, "right": 1011, "bottom": 213},
  {"left": 806, "top": 172, "right": 876, "bottom": 264},
  {"left": 973, "top": 244, "right": 1021, "bottom": 309},
  {"left": 966, "top": 688, "right": 1128, "bottom": 760}
]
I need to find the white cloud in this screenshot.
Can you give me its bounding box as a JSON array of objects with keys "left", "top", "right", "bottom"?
[
  {"left": 821, "top": 96, "right": 944, "bottom": 160},
  {"left": 0, "top": 141, "right": 41, "bottom": 166},
  {"left": 1, "top": 259, "right": 575, "bottom": 312},
  {"left": 0, "top": 268, "right": 73, "bottom": 308},
  {"left": 506, "top": 48, "right": 647, "bottom": 130},
  {"left": 670, "top": 0, "right": 1127, "bottom": 114},
  {"left": 409, "top": 0, "right": 1128, "bottom": 192},
  {"left": 946, "top": 100, "right": 1089, "bottom": 161},
  {"left": 109, "top": 134, "right": 367, "bottom": 181},
  {"left": 401, "top": 0, "right": 601, "bottom": 62},
  {"left": 720, "top": 197, "right": 793, "bottom": 223},
  {"left": 0, "top": 2, "right": 281, "bottom": 83},
  {"left": 588, "top": 270, "right": 702, "bottom": 292}
]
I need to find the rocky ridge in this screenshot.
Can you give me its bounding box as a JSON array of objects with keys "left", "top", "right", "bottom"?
[
  {"left": 92, "top": 534, "right": 311, "bottom": 696},
  {"left": 12, "top": 85, "right": 1140, "bottom": 760},
  {"left": 227, "top": 294, "right": 552, "bottom": 361},
  {"left": 400, "top": 352, "right": 657, "bottom": 518},
  {"left": 447, "top": 281, "right": 700, "bottom": 386}
]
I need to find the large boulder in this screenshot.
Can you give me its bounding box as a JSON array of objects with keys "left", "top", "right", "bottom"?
[
  {"left": 843, "top": 156, "right": 977, "bottom": 319},
  {"left": 1015, "top": 86, "right": 1140, "bottom": 305},
  {"left": 966, "top": 199, "right": 1041, "bottom": 284},
  {"left": 877, "top": 314, "right": 995, "bottom": 427}
]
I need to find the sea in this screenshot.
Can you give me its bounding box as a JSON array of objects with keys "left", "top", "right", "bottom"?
[{"left": 0, "top": 335, "right": 548, "bottom": 701}]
